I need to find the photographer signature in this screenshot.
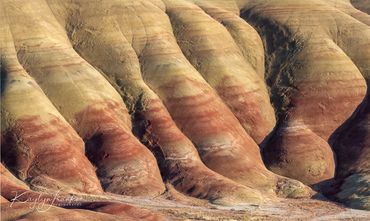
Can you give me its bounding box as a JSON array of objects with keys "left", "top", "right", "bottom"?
[{"left": 9, "top": 190, "right": 82, "bottom": 212}]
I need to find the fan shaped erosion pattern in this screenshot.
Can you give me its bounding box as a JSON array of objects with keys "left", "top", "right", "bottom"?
[{"left": 1, "top": 0, "right": 370, "bottom": 220}]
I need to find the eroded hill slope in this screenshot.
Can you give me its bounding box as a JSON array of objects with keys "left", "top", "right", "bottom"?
[{"left": 1, "top": 0, "right": 369, "bottom": 219}]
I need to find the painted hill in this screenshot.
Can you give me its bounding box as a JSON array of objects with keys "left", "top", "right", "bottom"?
[{"left": 1, "top": 0, "right": 369, "bottom": 219}]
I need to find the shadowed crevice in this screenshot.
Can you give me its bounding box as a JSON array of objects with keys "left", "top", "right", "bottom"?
[
  {"left": 1, "top": 58, "right": 9, "bottom": 95},
  {"left": 351, "top": 0, "right": 370, "bottom": 14},
  {"left": 240, "top": 8, "right": 304, "bottom": 148}
]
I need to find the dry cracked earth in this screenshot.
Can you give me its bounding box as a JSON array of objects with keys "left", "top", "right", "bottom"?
[{"left": 1, "top": 0, "right": 370, "bottom": 220}]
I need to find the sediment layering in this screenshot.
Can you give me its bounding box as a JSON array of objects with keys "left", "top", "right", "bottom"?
[
  {"left": 239, "top": 0, "right": 370, "bottom": 209},
  {"left": 1, "top": 0, "right": 369, "bottom": 219}
]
